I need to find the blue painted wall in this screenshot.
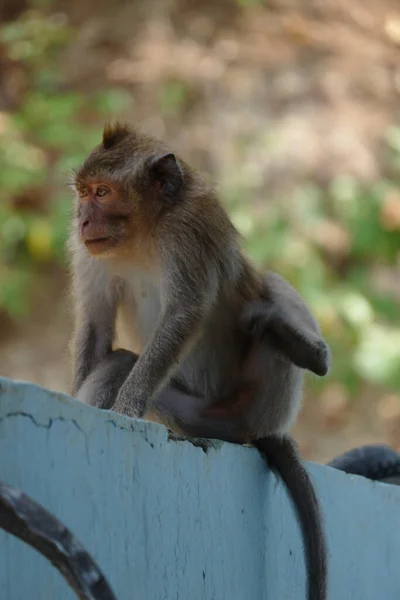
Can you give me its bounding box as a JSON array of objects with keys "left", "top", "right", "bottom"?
[{"left": 0, "top": 376, "right": 400, "bottom": 599}]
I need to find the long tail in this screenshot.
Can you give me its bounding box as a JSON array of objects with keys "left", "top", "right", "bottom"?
[{"left": 255, "top": 435, "right": 327, "bottom": 600}]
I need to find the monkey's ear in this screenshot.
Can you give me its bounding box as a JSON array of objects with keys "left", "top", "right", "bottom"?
[
  {"left": 149, "top": 153, "right": 183, "bottom": 203},
  {"left": 242, "top": 300, "right": 331, "bottom": 377}
]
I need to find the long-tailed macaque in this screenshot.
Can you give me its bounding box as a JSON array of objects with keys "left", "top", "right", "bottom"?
[{"left": 69, "top": 123, "right": 330, "bottom": 600}]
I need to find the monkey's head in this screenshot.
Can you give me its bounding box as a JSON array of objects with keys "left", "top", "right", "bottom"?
[{"left": 71, "top": 123, "right": 185, "bottom": 257}]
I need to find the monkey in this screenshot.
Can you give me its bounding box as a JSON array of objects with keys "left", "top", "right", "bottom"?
[{"left": 69, "top": 123, "right": 330, "bottom": 600}]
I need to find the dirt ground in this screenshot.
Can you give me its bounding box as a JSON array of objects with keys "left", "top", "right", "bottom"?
[{"left": 1, "top": 0, "right": 400, "bottom": 463}]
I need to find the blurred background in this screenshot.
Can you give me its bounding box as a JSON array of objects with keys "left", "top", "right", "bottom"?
[{"left": 0, "top": 0, "right": 399, "bottom": 463}]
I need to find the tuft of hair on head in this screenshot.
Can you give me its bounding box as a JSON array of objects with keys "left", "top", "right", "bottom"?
[{"left": 102, "top": 122, "right": 131, "bottom": 150}]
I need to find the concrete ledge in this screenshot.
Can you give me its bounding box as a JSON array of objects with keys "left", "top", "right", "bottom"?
[{"left": 1, "top": 376, "right": 400, "bottom": 599}]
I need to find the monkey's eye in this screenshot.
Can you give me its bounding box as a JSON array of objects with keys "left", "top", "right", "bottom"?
[
  {"left": 78, "top": 188, "right": 88, "bottom": 198},
  {"left": 96, "top": 186, "right": 110, "bottom": 198}
]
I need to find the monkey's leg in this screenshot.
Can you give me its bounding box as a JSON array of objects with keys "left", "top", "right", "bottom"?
[
  {"left": 76, "top": 349, "right": 245, "bottom": 442},
  {"left": 152, "top": 389, "right": 246, "bottom": 443},
  {"left": 71, "top": 279, "right": 118, "bottom": 397},
  {"left": 76, "top": 349, "right": 137, "bottom": 409}
]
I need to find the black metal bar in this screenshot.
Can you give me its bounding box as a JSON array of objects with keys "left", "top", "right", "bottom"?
[{"left": 0, "top": 480, "right": 118, "bottom": 600}]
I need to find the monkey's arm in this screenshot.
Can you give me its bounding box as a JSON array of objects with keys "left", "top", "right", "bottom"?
[
  {"left": 72, "top": 301, "right": 117, "bottom": 396},
  {"left": 113, "top": 257, "right": 218, "bottom": 419},
  {"left": 71, "top": 260, "right": 118, "bottom": 396}
]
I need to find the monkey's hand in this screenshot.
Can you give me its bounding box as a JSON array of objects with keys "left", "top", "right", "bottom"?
[
  {"left": 112, "top": 352, "right": 155, "bottom": 418},
  {"left": 112, "top": 375, "right": 148, "bottom": 419},
  {"left": 112, "top": 306, "right": 203, "bottom": 419}
]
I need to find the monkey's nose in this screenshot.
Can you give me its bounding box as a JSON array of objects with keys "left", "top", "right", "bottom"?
[{"left": 80, "top": 219, "right": 90, "bottom": 237}]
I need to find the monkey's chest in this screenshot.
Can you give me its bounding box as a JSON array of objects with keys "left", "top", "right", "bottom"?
[
  {"left": 116, "top": 271, "right": 244, "bottom": 398},
  {"left": 116, "top": 271, "right": 162, "bottom": 352}
]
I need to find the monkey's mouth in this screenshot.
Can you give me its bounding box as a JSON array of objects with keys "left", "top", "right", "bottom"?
[{"left": 84, "top": 237, "right": 113, "bottom": 254}]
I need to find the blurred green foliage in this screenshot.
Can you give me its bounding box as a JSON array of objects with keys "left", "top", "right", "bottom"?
[
  {"left": 224, "top": 135, "right": 400, "bottom": 395},
  {"left": 235, "top": 0, "right": 265, "bottom": 7},
  {"left": 0, "top": 2, "right": 399, "bottom": 398},
  {"left": 0, "top": 6, "right": 132, "bottom": 316},
  {"left": 158, "top": 79, "right": 189, "bottom": 118}
]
